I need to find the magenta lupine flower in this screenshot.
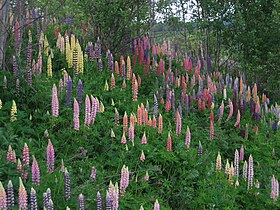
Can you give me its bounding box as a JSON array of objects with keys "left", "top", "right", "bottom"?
[
  {"left": 90, "top": 95, "right": 97, "bottom": 124},
  {"left": 240, "top": 145, "right": 244, "bottom": 161},
  {"left": 247, "top": 155, "right": 254, "bottom": 190},
  {"left": 32, "top": 155, "right": 40, "bottom": 185},
  {"left": 271, "top": 175, "right": 279, "bottom": 201},
  {"left": 52, "top": 84, "right": 59, "bottom": 117},
  {"left": 84, "top": 95, "right": 91, "bottom": 127},
  {"left": 217, "top": 100, "right": 224, "bottom": 122},
  {"left": 120, "top": 165, "right": 129, "bottom": 194},
  {"left": 22, "top": 143, "right": 30, "bottom": 166},
  {"left": 154, "top": 199, "right": 160, "bottom": 210},
  {"left": 18, "top": 178, "right": 28, "bottom": 210},
  {"left": 47, "top": 139, "right": 55, "bottom": 173},
  {"left": 7, "top": 145, "right": 16, "bottom": 163},
  {"left": 226, "top": 99, "right": 233, "bottom": 121},
  {"left": 185, "top": 126, "right": 191, "bottom": 149},
  {"left": 0, "top": 182, "right": 7, "bottom": 210},
  {"left": 73, "top": 98, "right": 80, "bottom": 130},
  {"left": 141, "top": 132, "right": 147, "bottom": 145},
  {"left": 90, "top": 167, "right": 96, "bottom": 181},
  {"left": 128, "top": 125, "right": 135, "bottom": 145},
  {"left": 121, "top": 132, "right": 127, "bottom": 144},
  {"left": 140, "top": 150, "right": 145, "bottom": 162},
  {"left": 234, "top": 149, "right": 239, "bottom": 177}
]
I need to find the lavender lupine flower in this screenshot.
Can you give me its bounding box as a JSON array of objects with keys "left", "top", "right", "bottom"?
[
  {"left": 247, "top": 155, "right": 254, "bottom": 190},
  {"left": 18, "top": 178, "right": 28, "bottom": 210},
  {"left": 78, "top": 194, "right": 85, "bottom": 210},
  {"left": 240, "top": 145, "right": 244, "bottom": 161},
  {"left": 106, "top": 191, "right": 112, "bottom": 210},
  {"left": 154, "top": 95, "right": 158, "bottom": 120},
  {"left": 0, "top": 182, "right": 7, "bottom": 210},
  {"left": 47, "top": 139, "right": 55, "bottom": 173},
  {"left": 30, "top": 187, "right": 38, "bottom": 210},
  {"left": 108, "top": 182, "right": 119, "bottom": 210},
  {"left": 7, "top": 180, "right": 15, "bottom": 209},
  {"left": 47, "top": 199, "right": 54, "bottom": 210},
  {"left": 84, "top": 95, "right": 91, "bottom": 127},
  {"left": 73, "top": 98, "right": 80, "bottom": 130},
  {"left": 52, "top": 84, "right": 59, "bottom": 117},
  {"left": 120, "top": 165, "right": 129, "bottom": 194},
  {"left": 271, "top": 175, "right": 279, "bottom": 201},
  {"left": 66, "top": 78, "right": 73, "bottom": 107},
  {"left": 46, "top": 188, "right": 52, "bottom": 203},
  {"left": 90, "top": 167, "right": 96, "bottom": 181},
  {"left": 154, "top": 199, "right": 160, "bottom": 210},
  {"left": 32, "top": 156, "right": 40, "bottom": 185},
  {"left": 22, "top": 143, "right": 30, "bottom": 166},
  {"left": 234, "top": 149, "right": 239, "bottom": 177},
  {"left": 185, "top": 126, "right": 191, "bottom": 149},
  {"left": 98, "top": 58, "right": 103, "bottom": 72},
  {"left": 64, "top": 168, "right": 71, "bottom": 201},
  {"left": 77, "top": 79, "right": 83, "bottom": 109}
]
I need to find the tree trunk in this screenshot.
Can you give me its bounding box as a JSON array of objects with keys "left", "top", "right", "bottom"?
[{"left": 0, "top": 0, "right": 10, "bottom": 69}]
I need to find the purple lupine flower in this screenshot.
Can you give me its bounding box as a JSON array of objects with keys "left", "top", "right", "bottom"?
[
  {"left": 97, "top": 191, "right": 102, "bottom": 210},
  {"left": 90, "top": 167, "right": 96, "bottom": 181},
  {"left": 106, "top": 191, "right": 112, "bottom": 210},
  {"left": 78, "top": 194, "right": 85, "bottom": 210},
  {"left": 77, "top": 79, "right": 83, "bottom": 109},
  {"left": 64, "top": 168, "right": 71, "bottom": 201},
  {"left": 234, "top": 149, "right": 239, "bottom": 177},
  {"left": 154, "top": 94, "right": 158, "bottom": 120},
  {"left": 90, "top": 95, "right": 97, "bottom": 124},
  {"left": 98, "top": 58, "right": 103, "bottom": 72},
  {"left": 154, "top": 199, "right": 160, "bottom": 210},
  {"left": 84, "top": 95, "right": 91, "bottom": 127},
  {"left": 7, "top": 180, "right": 15, "bottom": 209},
  {"left": 32, "top": 155, "right": 40, "bottom": 185},
  {"left": 247, "top": 155, "right": 254, "bottom": 190},
  {"left": 46, "top": 188, "right": 52, "bottom": 203},
  {"left": 108, "top": 182, "right": 119, "bottom": 210},
  {"left": 66, "top": 78, "right": 73, "bottom": 107},
  {"left": 120, "top": 165, "right": 129, "bottom": 194},
  {"left": 18, "top": 178, "right": 28, "bottom": 210},
  {"left": 73, "top": 98, "right": 80, "bottom": 130},
  {"left": 30, "top": 187, "right": 38, "bottom": 210},
  {"left": 47, "top": 139, "right": 55, "bottom": 173},
  {"left": 52, "top": 84, "right": 59, "bottom": 117},
  {"left": 0, "top": 182, "right": 7, "bottom": 210},
  {"left": 240, "top": 145, "right": 244, "bottom": 161},
  {"left": 48, "top": 199, "right": 54, "bottom": 210},
  {"left": 43, "top": 192, "right": 48, "bottom": 209}
]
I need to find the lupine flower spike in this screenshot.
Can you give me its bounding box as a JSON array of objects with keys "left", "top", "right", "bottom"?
[
  {"left": 167, "top": 131, "right": 172, "bottom": 152},
  {"left": 140, "top": 150, "right": 145, "bottom": 162},
  {"left": 78, "top": 194, "right": 85, "bottom": 210},
  {"left": 271, "top": 175, "right": 279, "bottom": 201},
  {"left": 64, "top": 168, "right": 71, "bottom": 200},
  {"left": 96, "top": 191, "right": 102, "bottom": 210},
  {"left": 10, "top": 100, "right": 17, "bottom": 122},
  {"left": 73, "top": 98, "right": 80, "bottom": 130},
  {"left": 234, "top": 149, "right": 239, "bottom": 177},
  {"left": 90, "top": 167, "right": 96, "bottom": 181},
  {"left": 247, "top": 155, "right": 254, "bottom": 190},
  {"left": 52, "top": 84, "right": 59, "bottom": 117},
  {"left": 120, "top": 165, "right": 129, "bottom": 194},
  {"left": 7, "top": 145, "right": 16, "bottom": 163},
  {"left": 141, "top": 132, "right": 147, "bottom": 144},
  {"left": 0, "top": 182, "right": 7, "bottom": 210},
  {"left": 7, "top": 180, "right": 15, "bottom": 208},
  {"left": 30, "top": 187, "right": 38, "bottom": 210},
  {"left": 185, "top": 126, "right": 191, "bottom": 149},
  {"left": 47, "top": 139, "right": 55, "bottom": 173},
  {"left": 154, "top": 199, "right": 160, "bottom": 210},
  {"left": 32, "top": 155, "right": 40, "bottom": 185},
  {"left": 18, "top": 177, "right": 28, "bottom": 210},
  {"left": 216, "top": 152, "right": 222, "bottom": 172}
]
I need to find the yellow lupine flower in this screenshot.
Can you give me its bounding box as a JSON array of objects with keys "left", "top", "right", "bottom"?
[
  {"left": 10, "top": 100, "right": 17, "bottom": 122},
  {"left": 0, "top": 99, "right": 2, "bottom": 109},
  {"left": 47, "top": 55, "right": 52, "bottom": 78},
  {"left": 216, "top": 152, "right": 222, "bottom": 172},
  {"left": 100, "top": 101, "right": 105, "bottom": 113},
  {"left": 78, "top": 50, "right": 84, "bottom": 74}
]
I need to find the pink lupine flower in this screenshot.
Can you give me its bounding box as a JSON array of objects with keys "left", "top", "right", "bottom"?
[
  {"left": 240, "top": 145, "right": 244, "bottom": 161},
  {"left": 185, "top": 126, "right": 191, "bottom": 149},
  {"left": 22, "top": 143, "right": 30, "bottom": 166},
  {"left": 52, "top": 84, "right": 59, "bottom": 117},
  {"left": 154, "top": 199, "right": 160, "bottom": 210},
  {"left": 247, "top": 155, "right": 254, "bottom": 190},
  {"left": 234, "top": 110, "right": 241, "bottom": 128},
  {"left": 209, "top": 121, "right": 214, "bottom": 140},
  {"left": 84, "top": 95, "right": 91, "bottom": 127},
  {"left": 130, "top": 113, "right": 135, "bottom": 127},
  {"left": 123, "top": 112, "right": 128, "bottom": 133},
  {"left": 18, "top": 178, "right": 28, "bottom": 210},
  {"left": 121, "top": 132, "right": 127, "bottom": 144},
  {"left": 141, "top": 132, "right": 147, "bottom": 144},
  {"left": 128, "top": 125, "right": 135, "bottom": 144},
  {"left": 91, "top": 95, "right": 97, "bottom": 124},
  {"left": 0, "top": 181, "right": 7, "bottom": 210},
  {"left": 108, "top": 181, "right": 119, "bottom": 210},
  {"left": 140, "top": 150, "right": 145, "bottom": 162},
  {"left": 271, "top": 175, "right": 279, "bottom": 201},
  {"left": 32, "top": 155, "right": 40, "bottom": 185},
  {"left": 7, "top": 145, "right": 16, "bottom": 163},
  {"left": 144, "top": 171, "right": 149, "bottom": 181},
  {"left": 226, "top": 99, "right": 233, "bottom": 121},
  {"left": 90, "top": 167, "right": 96, "bottom": 181},
  {"left": 73, "top": 98, "right": 80, "bottom": 130},
  {"left": 167, "top": 132, "right": 172, "bottom": 152},
  {"left": 47, "top": 139, "right": 55, "bottom": 173},
  {"left": 120, "top": 165, "right": 129, "bottom": 194},
  {"left": 175, "top": 111, "right": 182, "bottom": 136}
]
